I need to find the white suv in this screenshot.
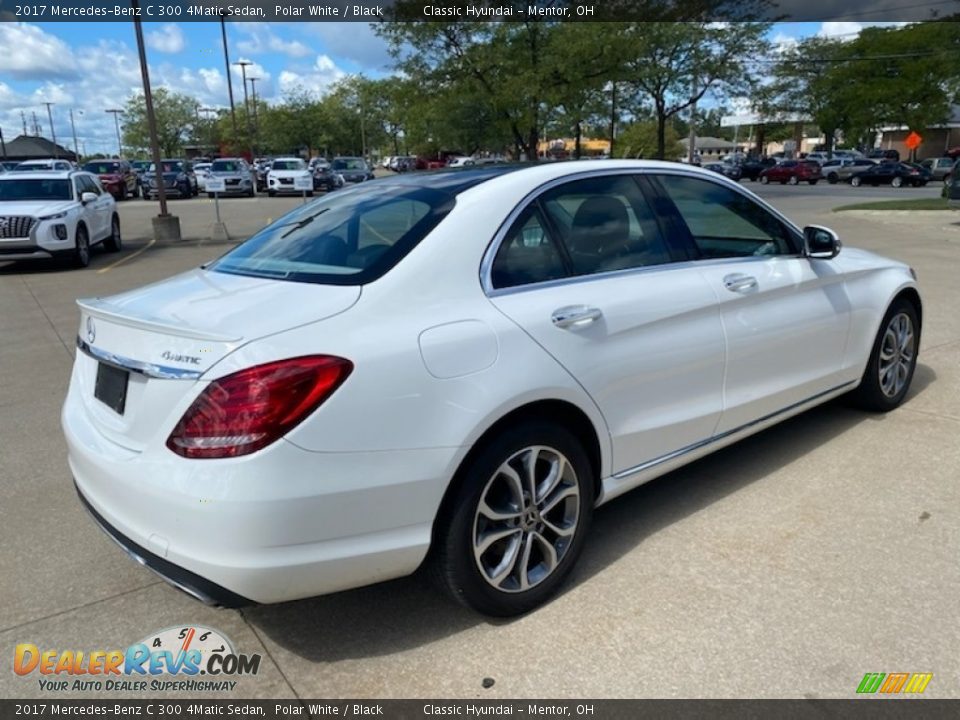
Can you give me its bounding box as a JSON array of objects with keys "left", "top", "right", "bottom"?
[
  {"left": 0, "top": 170, "right": 121, "bottom": 268},
  {"left": 267, "top": 157, "right": 313, "bottom": 196}
]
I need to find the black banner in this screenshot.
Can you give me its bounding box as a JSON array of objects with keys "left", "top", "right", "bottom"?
[
  {"left": 2, "top": 700, "right": 959, "bottom": 719},
  {"left": 0, "top": 0, "right": 957, "bottom": 23}
]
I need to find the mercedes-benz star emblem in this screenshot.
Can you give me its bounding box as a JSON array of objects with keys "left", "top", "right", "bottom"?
[{"left": 86, "top": 317, "right": 96, "bottom": 344}]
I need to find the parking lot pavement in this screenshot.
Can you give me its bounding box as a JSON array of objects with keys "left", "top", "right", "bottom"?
[{"left": 0, "top": 190, "right": 957, "bottom": 700}]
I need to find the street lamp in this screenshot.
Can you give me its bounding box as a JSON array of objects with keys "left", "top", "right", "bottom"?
[
  {"left": 105, "top": 109, "right": 123, "bottom": 158},
  {"left": 220, "top": 17, "right": 238, "bottom": 137},
  {"left": 233, "top": 60, "right": 254, "bottom": 162}
]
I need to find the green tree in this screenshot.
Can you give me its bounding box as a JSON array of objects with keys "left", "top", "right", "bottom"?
[
  {"left": 616, "top": 120, "right": 680, "bottom": 158},
  {"left": 122, "top": 88, "right": 199, "bottom": 157}
]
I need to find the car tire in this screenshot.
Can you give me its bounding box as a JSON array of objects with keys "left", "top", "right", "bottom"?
[
  {"left": 808, "top": 180, "right": 818, "bottom": 185},
  {"left": 851, "top": 176, "right": 862, "bottom": 187},
  {"left": 73, "top": 225, "right": 90, "bottom": 268},
  {"left": 103, "top": 215, "right": 122, "bottom": 253},
  {"left": 891, "top": 177, "right": 903, "bottom": 188},
  {"left": 788, "top": 176, "right": 799, "bottom": 185},
  {"left": 268, "top": 190, "right": 276, "bottom": 197},
  {"left": 760, "top": 175, "right": 769, "bottom": 184},
  {"left": 207, "top": 193, "right": 215, "bottom": 200},
  {"left": 430, "top": 420, "right": 595, "bottom": 617},
  {"left": 827, "top": 173, "right": 838, "bottom": 184},
  {"left": 850, "top": 298, "right": 919, "bottom": 412}
]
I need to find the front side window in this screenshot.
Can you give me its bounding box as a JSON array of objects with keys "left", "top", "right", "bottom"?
[
  {"left": 208, "top": 184, "right": 453, "bottom": 285},
  {"left": 656, "top": 174, "right": 797, "bottom": 258},
  {"left": 79, "top": 175, "right": 101, "bottom": 195}
]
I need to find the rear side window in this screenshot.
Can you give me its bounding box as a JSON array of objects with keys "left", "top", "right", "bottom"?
[
  {"left": 656, "top": 174, "right": 797, "bottom": 258},
  {"left": 491, "top": 208, "right": 568, "bottom": 289},
  {"left": 209, "top": 184, "right": 454, "bottom": 285}
]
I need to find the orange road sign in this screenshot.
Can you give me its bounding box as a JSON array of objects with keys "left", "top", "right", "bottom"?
[{"left": 905, "top": 132, "right": 922, "bottom": 150}]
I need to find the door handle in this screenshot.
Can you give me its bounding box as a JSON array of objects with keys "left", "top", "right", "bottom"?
[
  {"left": 723, "top": 273, "right": 758, "bottom": 293},
  {"left": 551, "top": 305, "right": 602, "bottom": 329}
]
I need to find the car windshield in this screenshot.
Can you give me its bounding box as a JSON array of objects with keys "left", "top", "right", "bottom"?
[
  {"left": 0, "top": 178, "right": 73, "bottom": 201},
  {"left": 333, "top": 158, "right": 366, "bottom": 171},
  {"left": 15, "top": 162, "right": 55, "bottom": 171},
  {"left": 84, "top": 162, "right": 122, "bottom": 174},
  {"left": 212, "top": 160, "right": 243, "bottom": 172},
  {"left": 272, "top": 160, "right": 305, "bottom": 170},
  {"left": 149, "top": 161, "right": 183, "bottom": 173},
  {"left": 209, "top": 184, "right": 455, "bottom": 285}
]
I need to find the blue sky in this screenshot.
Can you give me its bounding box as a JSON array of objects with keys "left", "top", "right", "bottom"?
[{"left": 0, "top": 20, "right": 902, "bottom": 156}]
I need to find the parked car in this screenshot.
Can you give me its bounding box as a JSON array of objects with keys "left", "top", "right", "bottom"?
[
  {"left": 850, "top": 162, "right": 926, "bottom": 188},
  {"left": 703, "top": 162, "right": 742, "bottom": 181},
  {"left": 804, "top": 152, "right": 830, "bottom": 165},
  {"left": 63, "top": 161, "right": 922, "bottom": 616},
  {"left": 902, "top": 163, "right": 933, "bottom": 185},
  {"left": 267, "top": 158, "right": 313, "bottom": 197},
  {"left": 254, "top": 161, "right": 272, "bottom": 192},
  {"left": 738, "top": 157, "right": 777, "bottom": 181},
  {"left": 142, "top": 159, "right": 198, "bottom": 199},
  {"left": 312, "top": 162, "right": 344, "bottom": 193},
  {"left": 948, "top": 170, "right": 960, "bottom": 208},
  {"left": 0, "top": 169, "right": 120, "bottom": 267},
  {"left": 14, "top": 159, "right": 74, "bottom": 172},
  {"left": 943, "top": 160, "right": 958, "bottom": 186},
  {"left": 332, "top": 157, "right": 375, "bottom": 183},
  {"left": 867, "top": 148, "right": 900, "bottom": 161},
  {"left": 447, "top": 156, "right": 476, "bottom": 168},
  {"left": 206, "top": 158, "right": 255, "bottom": 198},
  {"left": 759, "top": 160, "right": 822, "bottom": 185},
  {"left": 821, "top": 158, "right": 877, "bottom": 184},
  {"left": 81, "top": 159, "right": 138, "bottom": 201},
  {"left": 920, "top": 157, "right": 956, "bottom": 183},
  {"left": 193, "top": 163, "right": 213, "bottom": 192}
]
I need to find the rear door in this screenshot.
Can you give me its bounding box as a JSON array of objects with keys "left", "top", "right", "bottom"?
[
  {"left": 487, "top": 173, "right": 726, "bottom": 474},
  {"left": 650, "top": 172, "right": 852, "bottom": 433}
]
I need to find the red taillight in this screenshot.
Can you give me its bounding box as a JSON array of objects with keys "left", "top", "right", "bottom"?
[{"left": 166, "top": 355, "right": 353, "bottom": 459}]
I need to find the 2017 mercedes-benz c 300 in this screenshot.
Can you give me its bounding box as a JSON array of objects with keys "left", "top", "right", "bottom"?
[{"left": 63, "top": 161, "right": 921, "bottom": 616}]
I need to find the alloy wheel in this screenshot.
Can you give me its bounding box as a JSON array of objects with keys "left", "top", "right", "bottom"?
[
  {"left": 878, "top": 312, "right": 915, "bottom": 399},
  {"left": 472, "top": 445, "right": 580, "bottom": 593}
]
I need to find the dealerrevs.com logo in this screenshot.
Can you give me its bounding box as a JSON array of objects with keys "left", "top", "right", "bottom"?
[{"left": 14, "top": 625, "right": 261, "bottom": 693}]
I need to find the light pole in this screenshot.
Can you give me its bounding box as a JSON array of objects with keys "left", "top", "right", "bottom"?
[
  {"left": 132, "top": 0, "right": 180, "bottom": 241},
  {"left": 43, "top": 102, "right": 57, "bottom": 157},
  {"left": 248, "top": 77, "right": 259, "bottom": 158},
  {"left": 106, "top": 109, "right": 123, "bottom": 157},
  {"left": 233, "top": 60, "right": 253, "bottom": 162},
  {"left": 220, "top": 17, "right": 238, "bottom": 137},
  {"left": 69, "top": 109, "right": 82, "bottom": 161}
]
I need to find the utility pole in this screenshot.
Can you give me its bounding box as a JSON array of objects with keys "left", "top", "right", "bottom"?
[
  {"left": 233, "top": 60, "right": 253, "bottom": 161},
  {"left": 608, "top": 82, "right": 618, "bottom": 158},
  {"left": 43, "top": 102, "right": 58, "bottom": 157},
  {"left": 220, "top": 17, "right": 238, "bottom": 137},
  {"left": 687, "top": 74, "right": 699, "bottom": 164},
  {"left": 69, "top": 109, "right": 81, "bottom": 161},
  {"left": 106, "top": 109, "right": 124, "bottom": 157},
  {"left": 0, "top": 127, "right": 6, "bottom": 159},
  {"left": 133, "top": 0, "right": 180, "bottom": 241},
  {"left": 32, "top": 111, "right": 40, "bottom": 136},
  {"left": 21, "top": 110, "right": 28, "bottom": 136},
  {"left": 199, "top": 107, "right": 217, "bottom": 155}
]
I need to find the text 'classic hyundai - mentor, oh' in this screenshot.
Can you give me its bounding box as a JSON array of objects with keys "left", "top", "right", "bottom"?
[{"left": 63, "top": 161, "right": 921, "bottom": 616}]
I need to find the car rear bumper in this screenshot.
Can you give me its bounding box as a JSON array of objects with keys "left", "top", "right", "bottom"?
[{"left": 62, "top": 374, "right": 453, "bottom": 604}]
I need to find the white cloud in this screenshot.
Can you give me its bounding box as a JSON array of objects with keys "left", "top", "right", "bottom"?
[
  {"left": 277, "top": 54, "right": 346, "bottom": 98},
  {"left": 301, "top": 24, "right": 391, "bottom": 71},
  {"left": 146, "top": 24, "right": 185, "bottom": 54},
  {"left": 236, "top": 27, "right": 312, "bottom": 58},
  {"left": 0, "top": 24, "right": 77, "bottom": 80},
  {"left": 818, "top": 21, "right": 910, "bottom": 41}
]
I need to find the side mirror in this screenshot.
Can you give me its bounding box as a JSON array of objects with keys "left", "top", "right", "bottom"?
[
  {"left": 80, "top": 192, "right": 98, "bottom": 204},
  {"left": 803, "top": 225, "right": 841, "bottom": 259}
]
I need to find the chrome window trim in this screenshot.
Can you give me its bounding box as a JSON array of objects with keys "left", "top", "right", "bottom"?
[
  {"left": 479, "top": 166, "right": 807, "bottom": 297},
  {"left": 76, "top": 337, "right": 203, "bottom": 380}
]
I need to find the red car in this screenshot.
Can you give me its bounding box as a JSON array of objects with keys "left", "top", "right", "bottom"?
[
  {"left": 759, "top": 160, "right": 822, "bottom": 186},
  {"left": 82, "top": 159, "right": 139, "bottom": 200}
]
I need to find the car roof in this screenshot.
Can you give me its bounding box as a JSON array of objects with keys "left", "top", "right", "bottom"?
[{"left": 0, "top": 170, "right": 83, "bottom": 180}]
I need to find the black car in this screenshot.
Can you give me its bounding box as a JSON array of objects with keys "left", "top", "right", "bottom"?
[
  {"left": 703, "top": 162, "right": 742, "bottom": 181},
  {"left": 948, "top": 171, "right": 960, "bottom": 208},
  {"left": 738, "top": 157, "right": 777, "bottom": 181},
  {"left": 141, "top": 159, "right": 198, "bottom": 199},
  {"left": 312, "top": 163, "right": 344, "bottom": 192},
  {"left": 867, "top": 148, "right": 901, "bottom": 161},
  {"left": 331, "top": 157, "right": 375, "bottom": 183},
  {"left": 850, "top": 162, "right": 926, "bottom": 188}
]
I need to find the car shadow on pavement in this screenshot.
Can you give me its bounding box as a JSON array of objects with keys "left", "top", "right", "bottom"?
[{"left": 245, "top": 363, "right": 936, "bottom": 662}]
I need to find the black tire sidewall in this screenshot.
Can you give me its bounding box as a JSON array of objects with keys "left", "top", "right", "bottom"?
[
  {"left": 434, "top": 422, "right": 595, "bottom": 616},
  {"left": 855, "top": 299, "right": 920, "bottom": 412},
  {"left": 74, "top": 226, "right": 90, "bottom": 268}
]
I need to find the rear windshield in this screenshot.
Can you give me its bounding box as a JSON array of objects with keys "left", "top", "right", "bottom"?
[
  {"left": 208, "top": 184, "right": 455, "bottom": 285},
  {"left": 212, "top": 160, "right": 243, "bottom": 172},
  {"left": 0, "top": 178, "right": 72, "bottom": 201}
]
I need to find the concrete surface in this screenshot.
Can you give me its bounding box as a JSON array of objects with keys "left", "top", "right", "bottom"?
[{"left": 0, "top": 184, "right": 956, "bottom": 700}]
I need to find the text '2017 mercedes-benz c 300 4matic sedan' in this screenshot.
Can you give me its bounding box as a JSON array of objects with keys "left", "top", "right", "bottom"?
[{"left": 63, "top": 161, "right": 922, "bottom": 616}]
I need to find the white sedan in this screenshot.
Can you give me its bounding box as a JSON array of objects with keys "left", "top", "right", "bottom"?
[{"left": 63, "top": 161, "right": 921, "bottom": 616}]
